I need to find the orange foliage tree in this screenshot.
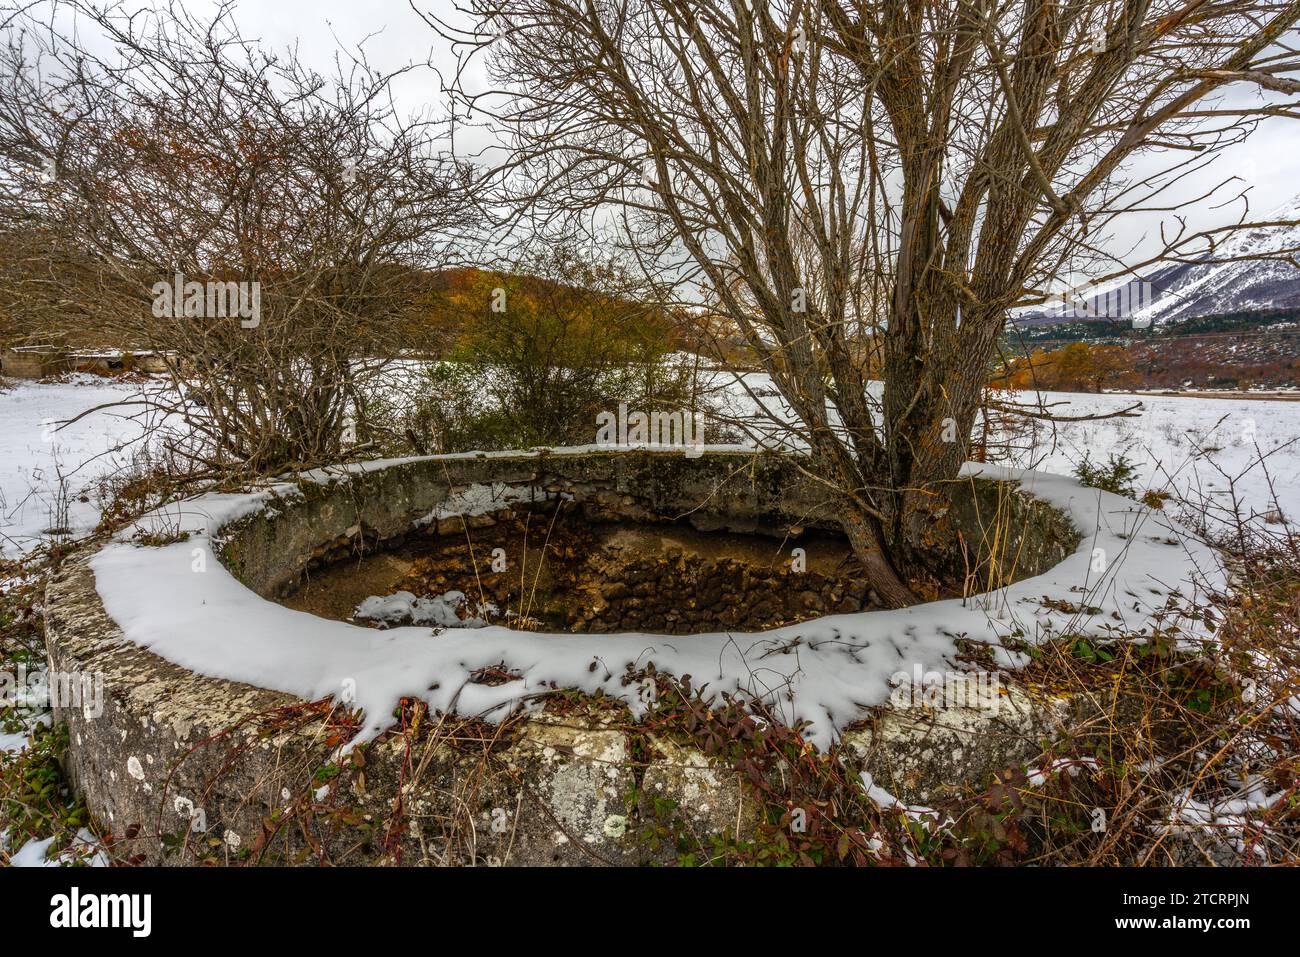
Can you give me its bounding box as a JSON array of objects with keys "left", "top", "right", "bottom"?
[{"left": 1003, "top": 341, "right": 1139, "bottom": 393}]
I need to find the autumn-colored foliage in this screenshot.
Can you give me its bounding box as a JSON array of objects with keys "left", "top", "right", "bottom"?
[
  {"left": 999, "top": 341, "right": 1139, "bottom": 393},
  {"left": 389, "top": 246, "right": 698, "bottom": 453}
]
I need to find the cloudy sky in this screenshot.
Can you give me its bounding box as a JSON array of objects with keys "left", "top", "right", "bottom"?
[{"left": 40, "top": 0, "right": 1300, "bottom": 281}]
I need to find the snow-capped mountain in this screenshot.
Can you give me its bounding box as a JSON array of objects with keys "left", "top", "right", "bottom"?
[{"left": 1017, "top": 197, "right": 1300, "bottom": 326}]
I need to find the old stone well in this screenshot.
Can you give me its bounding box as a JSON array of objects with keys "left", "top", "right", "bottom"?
[{"left": 44, "top": 447, "right": 1221, "bottom": 864}]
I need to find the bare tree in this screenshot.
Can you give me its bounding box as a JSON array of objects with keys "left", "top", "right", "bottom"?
[
  {"left": 425, "top": 0, "right": 1300, "bottom": 605},
  {"left": 0, "top": 0, "right": 472, "bottom": 473}
]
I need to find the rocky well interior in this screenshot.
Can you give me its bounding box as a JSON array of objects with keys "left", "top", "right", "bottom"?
[{"left": 278, "top": 499, "right": 886, "bottom": 634}]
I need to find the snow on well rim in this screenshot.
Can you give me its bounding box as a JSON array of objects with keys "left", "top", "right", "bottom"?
[{"left": 87, "top": 447, "right": 1227, "bottom": 750}]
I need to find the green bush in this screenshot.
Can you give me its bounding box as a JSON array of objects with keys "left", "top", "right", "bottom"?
[{"left": 1072, "top": 452, "right": 1141, "bottom": 498}]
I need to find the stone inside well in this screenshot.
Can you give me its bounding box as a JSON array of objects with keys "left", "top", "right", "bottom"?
[{"left": 279, "top": 499, "right": 884, "bottom": 634}]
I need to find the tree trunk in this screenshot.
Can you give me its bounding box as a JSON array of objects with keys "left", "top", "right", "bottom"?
[{"left": 838, "top": 501, "right": 918, "bottom": 610}]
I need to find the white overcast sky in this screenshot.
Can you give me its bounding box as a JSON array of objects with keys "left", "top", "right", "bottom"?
[{"left": 46, "top": 0, "right": 1300, "bottom": 279}]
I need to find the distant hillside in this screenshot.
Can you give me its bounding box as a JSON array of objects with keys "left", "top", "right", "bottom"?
[
  {"left": 1007, "top": 307, "right": 1300, "bottom": 346},
  {"left": 1001, "top": 309, "right": 1300, "bottom": 390}
]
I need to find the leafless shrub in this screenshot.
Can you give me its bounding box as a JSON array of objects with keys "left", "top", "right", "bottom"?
[{"left": 0, "top": 0, "right": 474, "bottom": 474}]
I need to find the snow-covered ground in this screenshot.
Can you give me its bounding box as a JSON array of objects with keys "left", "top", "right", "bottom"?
[
  {"left": 0, "top": 375, "right": 181, "bottom": 864},
  {"left": 0, "top": 375, "right": 179, "bottom": 558},
  {"left": 708, "top": 372, "right": 1299, "bottom": 535},
  {"left": 1, "top": 371, "right": 1293, "bottom": 864},
  {"left": 1, "top": 374, "right": 1296, "bottom": 561},
  {"left": 1, "top": 828, "right": 107, "bottom": 868},
  {"left": 1002, "top": 390, "right": 1298, "bottom": 531}
]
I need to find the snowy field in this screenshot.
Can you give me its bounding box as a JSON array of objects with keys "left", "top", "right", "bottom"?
[
  {"left": 1, "top": 373, "right": 1297, "bottom": 559},
  {"left": 1003, "top": 390, "right": 1298, "bottom": 532},
  {"left": 0, "top": 375, "right": 178, "bottom": 558},
  {"left": 708, "top": 372, "right": 1300, "bottom": 536}
]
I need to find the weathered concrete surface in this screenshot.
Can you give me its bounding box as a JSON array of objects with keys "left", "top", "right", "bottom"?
[
  {"left": 841, "top": 677, "right": 1073, "bottom": 805},
  {"left": 45, "top": 449, "right": 1081, "bottom": 865},
  {"left": 2, "top": 346, "right": 71, "bottom": 379}
]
